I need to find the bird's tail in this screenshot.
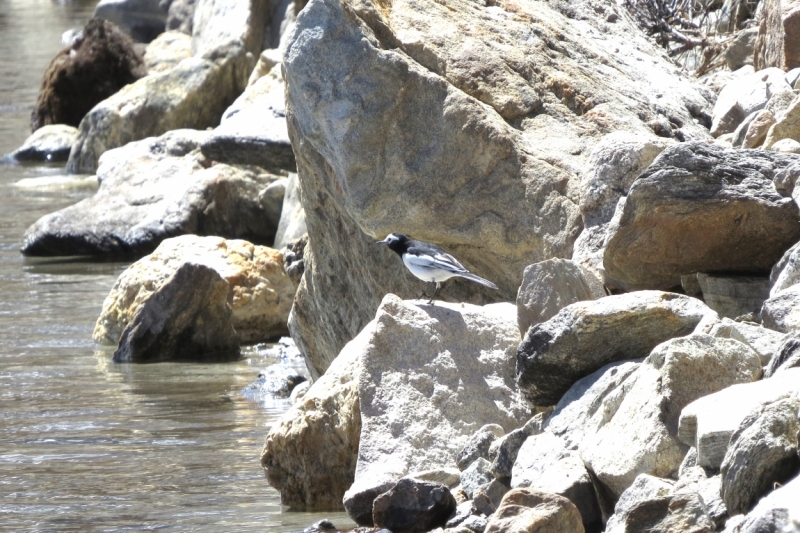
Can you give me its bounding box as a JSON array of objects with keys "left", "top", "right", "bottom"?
[{"left": 457, "top": 271, "right": 499, "bottom": 290}]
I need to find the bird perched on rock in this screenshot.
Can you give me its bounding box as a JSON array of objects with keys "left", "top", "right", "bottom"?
[{"left": 376, "top": 233, "right": 498, "bottom": 303}]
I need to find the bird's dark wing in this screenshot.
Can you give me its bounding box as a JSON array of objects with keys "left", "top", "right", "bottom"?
[{"left": 406, "top": 240, "right": 468, "bottom": 273}]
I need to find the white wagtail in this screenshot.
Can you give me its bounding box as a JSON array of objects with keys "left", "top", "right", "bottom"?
[{"left": 376, "top": 233, "right": 499, "bottom": 303}]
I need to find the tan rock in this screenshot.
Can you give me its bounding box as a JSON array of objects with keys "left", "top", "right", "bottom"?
[
  {"left": 484, "top": 488, "right": 585, "bottom": 533},
  {"left": 743, "top": 109, "right": 777, "bottom": 148},
  {"left": 143, "top": 30, "right": 192, "bottom": 74},
  {"left": 284, "top": 0, "right": 714, "bottom": 376},
  {"left": 756, "top": 0, "right": 800, "bottom": 70},
  {"left": 764, "top": 95, "right": 800, "bottom": 149},
  {"left": 94, "top": 235, "right": 294, "bottom": 344},
  {"left": 771, "top": 138, "right": 800, "bottom": 152}
]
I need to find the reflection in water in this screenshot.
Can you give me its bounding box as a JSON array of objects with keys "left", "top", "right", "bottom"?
[{"left": 0, "top": 1, "right": 354, "bottom": 531}]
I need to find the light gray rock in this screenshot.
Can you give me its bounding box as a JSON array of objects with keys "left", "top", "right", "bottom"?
[
  {"left": 337, "top": 296, "right": 529, "bottom": 524},
  {"left": 191, "top": 0, "right": 268, "bottom": 57},
  {"left": 112, "top": 262, "right": 240, "bottom": 362},
  {"left": 765, "top": 334, "right": 800, "bottom": 377},
  {"left": 766, "top": 89, "right": 799, "bottom": 120},
  {"left": 165, "top": 0, "right": 196, "bottom": 34},
  {"left": 24, "top": 130, "right": 284, "bottom": 256},
  {"left": 721, "top": 396, "right": 800, "bottom": 515},
  {"left": 516, "top": 258, "right": 605, "bottom": 337},
  {"left": 709, "top": 317, "right": 786, "bottom": 366},
  {"left": 516, "top": 291, "right": 714, "bottom": 407},
  {"left": 473, "top": 479, "right": 510, "bottom": 517},
  {"left": 200, "top": 65, "right": 295, "bottom": 171},
  {"left": 770, "top": 241, "right": 800, "bottom": 297},
  {"left": 674, "top": 467, "right": 727, "bottom": 529},
  {"left": 725, "top": 474, "right": 800, "bottom": 532},
  {"left": 460, "top": 458, "right": 493, "bottom": 499},
  {"left": 456, "top": 425, "right": 504, "bottom": 472},
  {"left": 605, "top": 474, "right": 675, "bottom": 533},
  {"left": 283, "top": 0, "right": 714, "bottom": 377},
  {"left": 143, "top": 30, "right": 192, "bottom": 73},
  {"left": 573, "top": 132, "right": 671, "bottom": 276},
  {"left": 697, "top": 273, "right": 772, "bottom": 320},
  {"left": 762, "top": 285, "right": 800, "bottom": 333},
  {"left": 274, "top": 172, "right": 307, "bottom": 249},
  {"left": 603, "top": 142, "right": 800, "bottom": 291},
  {"left": 66, "top": 43, "right": 255, "bottom": 174},
  {"left": 731, "top": 111, "right": 761, "bottom": 148},
  {"left": 711, "top": 67, "right": 790, "bottom": 136},
  {"left": 9, "top": 124, "right": 79, "bottom": 163},
  {"left": 581, "top": 334, "right": 762, "bottom": 497},
  {"left": 404, "top": 468, "right": 460, "bottom": 489},
  {"left": 511, "top": 431, "right": 601, "bottom": 529},
  {"left": 94, "top": 0, "right": 168, "bottom": 43},
  {"left": 725, "top": 27, "right": 759, "bottom": 71},
  {"left": 771, "top": 138, "right": 800, "bottom": 153},
  {"left": 679, "top": 367, "right": 800, "bottom": 469}
]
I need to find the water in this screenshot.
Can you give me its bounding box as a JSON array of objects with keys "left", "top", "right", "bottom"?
[{"left": 0, "top": 1, "right": 352, "bottom": 530}]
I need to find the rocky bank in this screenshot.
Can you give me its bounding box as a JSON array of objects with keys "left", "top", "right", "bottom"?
[{"left": 8, "top": 0, "right": 800, "bottom": 530}]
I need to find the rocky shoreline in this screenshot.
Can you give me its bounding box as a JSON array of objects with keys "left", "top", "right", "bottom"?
[{"left": 6, "top": 0, "right": 800, "bottom": 531}]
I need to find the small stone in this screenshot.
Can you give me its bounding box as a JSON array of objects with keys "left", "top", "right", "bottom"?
[
  {"left": 457, "top": 425, "right": 504, "bottom": 471},
  {"left": 472, "top": 479, "right": 510, "bottom": 516},
  {"left": 460, "top": 458, "right": 493, "bottom": 499},
  {"left": 372, "top": 478, "right": 456, "bottom": 533},
  {"left": 9, "top": 124, "right": 79, "bottom": 162}
]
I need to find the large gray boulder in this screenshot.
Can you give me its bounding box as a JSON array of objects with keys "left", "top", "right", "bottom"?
[
  {"left": 603, "top": 142, "right": 800, "bottom": 291},
  {"left": 24, "top": 130, "right": 284, "bottom": 256},
  {"left": 720, "top": 396, "right": 800, "bottom": 515},
  {"left": 725, "top": 474, "right": 800, "bottom": 533},
  {"left": 678, "top": 367, "right": 800, "bottom": 469},
  {"left": 516, "top": 291, "right": 713, "bottom": 407},
  {"left": 112, "top": 262, "right": 240, "bottom": 362},
  {"left": 283, "top": 0, "right": 714, "bottom": 376},
  {"left": 516, "top": 258, "right": 606, "bottom": 337},
  {"left": 372, "top": 478, "right": 456, "bottom": 533},
  {"left": 580, "top": 334, "right": 762, "bottom": 498},
  {"left": 762, "top": 285, "right": 800, "bottom": 333}
]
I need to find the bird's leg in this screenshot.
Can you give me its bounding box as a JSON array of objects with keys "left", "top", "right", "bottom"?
[
  {"left": 417, "top": 282, "right": 432, "bottom": 299},
  {"left": 428, "top": 282, "right": 442, "bottom": 304}
]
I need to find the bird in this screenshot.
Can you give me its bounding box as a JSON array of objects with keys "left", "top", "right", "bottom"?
[{"left": 376, "top": 233, "right": 499, "bottom": 303}]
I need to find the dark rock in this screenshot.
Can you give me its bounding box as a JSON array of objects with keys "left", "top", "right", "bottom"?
[
  {"left": 730, "top": 474, "right": 800, "bottom": 532},
  {"left": 603, "top": 142, "right": 800, "bottom": 291},
  {"left": 303, "top": 519, "right": 337, "bottom": 533},
  {"left": 31, "top": 18, "right": 145, "bottom": 132},
  {"left": 343, "top": 481, "right": 395, "bottom": 527},
  {"left": 22, "top": 130, "right": 283, "bottom": 257},
  {"left": 721, "top": 397, "right": 800, "bottom": 515},
  {"left": 490, "top": 428, "right": 527, "bottom": 480},
  {"left": 456, "top": 425, "right": 503, "bottom": 471},
  {"left": 473, "top": 479, "right": 510, "bottom": 516},
  {"left": 765, "top": 334, "right": 800, "bottom": 377},
  {"left": 281, "top": 234, "right": 307, "bottom": 287},
  {"left": 164, "top": 0, "right": 196, "bottom": 34},
  {"left": 241, "top": 364, "right": 307, "bottom": 399},
  {"left": 8, "top": 125, "right": 79, "bottom": 163},
  {"left": 94, "top": 0, "right": 168, "bottom": 43},
  {"left": 605, "top": 474, "right": 674, "bottom": 533},
  {"left": 113, "top": 262, "right": 240, "bottom": 363},
  {"left": 516, "top": 291, "right": 711, "bottom": 406},
  {"left": 371, "top": 478, "right": 456, "bottom": 533}
]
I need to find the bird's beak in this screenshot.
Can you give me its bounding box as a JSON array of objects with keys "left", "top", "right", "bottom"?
[{"left": 375, "top": 238, "right": 388, "bottom": 245}]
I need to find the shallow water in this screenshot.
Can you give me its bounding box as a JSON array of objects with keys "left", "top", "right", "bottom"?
[{"left": 0, "top": 1, "right": 352, "bottom": 531}]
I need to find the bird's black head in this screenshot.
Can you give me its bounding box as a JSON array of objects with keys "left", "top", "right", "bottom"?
[{"left": 376, "top": 233, "right": 410, "bottom": 255}]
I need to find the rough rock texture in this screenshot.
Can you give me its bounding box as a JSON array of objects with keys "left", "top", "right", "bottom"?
[
  {"left": 603, "top": 142, "right": 800, "bottom": 291},
  {"left": 260, "top": 323, "right": 364, "bottom": 508},
  {"left": 765, "top": 334, "right": 800, "bottom": 376},
  {"left": 754, "top": 0, "right": 786, "bottom": 71},
  {"left": 9, "top": 125, "right": 79, "bottom": 163},
  {"left": 460, "top": 458, "right": 493, "bottom": 499},
  {"left": 343, "top": 296, "right": 529, "bottom": 524},
  {"left": 274, "top": 173, "right": 307, "bottom": 249},
  {"left": 191, "top": 0, "right": 268, "bottom": 58},
  {"left": 572, "top": 131, "right": 671, "bottom": 276},
  {"left": 473, "top": 479, "right": 510, "bottom": 517},
  {"left": 516, "top": 258, "right": 605, "bottom": 337},
  {"left": 674, "top": 468, "right": 727, "bottom": 530},
  {"left": 770, "top": 241, "right": 800, "bottom": 296},
  {"left": 678, "top": 368, "right": 800, "bottom": 469},
  {"left": 725, "top": 27, "right": 758, "bottom": 71},
  {"left": 166, "top": 0, "right": 197, "bottom": 34},
  {"left": 696, "top": 273, "right": 771, "bottom": 320},
  {"left": 516, "top": 291, "right": 713, "bottom": 406},
  {"left": 726, "top": 474, "right": 800, "bottom": 532},
  {"left": 456, "top": 425, "right": 504, "bottom": 471},
  {"left": 112, "top": 262, "right": 240, "bottom": 362},
  {"left": 511, "top": 431, "right": 602, "bottom": 529},
  {"left": 94, "top": 235, "right": 294, "bottom": 344},
  {"left": 200, "top": 64, "right": 295, "bottom": 171},
  {"left": 771, "top": 138, "right": 800, "bottom": 153},
  {"left": 143, "top": 30, "right": 192, "bottom": 73},
  {"left": 23, "top": 130, "right": 284, "bottom": 256},
  {"left": 484, "top": 488, "right": 585, "bottom": 533},
  {"left": 720, "top": 396, "right": 800, "bottom": 515},
  {"left": 710, "top": 68, "right": 788, "bottom": 137},
  {"left": 372, "top": 478, "right": 456, "bottom": 533},
  {"left": 605, "top": 474, "right": 674, "bottom": 533},
  {"left": 743, "top": 110, "right": 777, "bottom": 148},
  {"left": 94, "top": 0, "right": 168, "bottom": 42},
  {"left": 764, "top": 94, "right": 800, "bottom": 150},
  {"left": 283, "top": 0, "right": 715, "bottom": 376},
  {"left": 581, "top": 334, "right": 762, "bottom": 498},
  {"left": 31, "top": 18, "right": 145, "bottom": 132},
  {"left": 708, "top": 317, "right": 785, "bottom": 367},
  {"left": 762, "top": 285, "right": 800, "bottom": 333}
]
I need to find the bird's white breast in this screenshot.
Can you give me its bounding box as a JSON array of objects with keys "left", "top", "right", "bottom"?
[{"left": 402, "top": 254, "right": 458, "bottom": 282}]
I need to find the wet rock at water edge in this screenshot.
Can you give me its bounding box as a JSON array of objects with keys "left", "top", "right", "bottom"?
[
  {"left": 484, "top": 488, "right": 584, "bottom": 533},
  {"left": 603, "top": 142, "right": 800, "bottom": 291},
  {"left": 241, "top": 365, "right": 307, "bottom": 400},
  {"left": 8, "top": 125, "right": 79, "bottom": 163},
  {"left": 516, "top": 291, "right": 712, "bottom": 407},
  {"left": 31, "top": 18, "right": 145, "bottom": 132},
  {"left": 113, "top": 262, "right": 240, "bottom": 363},
  {"left": 372, "top": 478, "right": 456, "bottom": 533}
]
